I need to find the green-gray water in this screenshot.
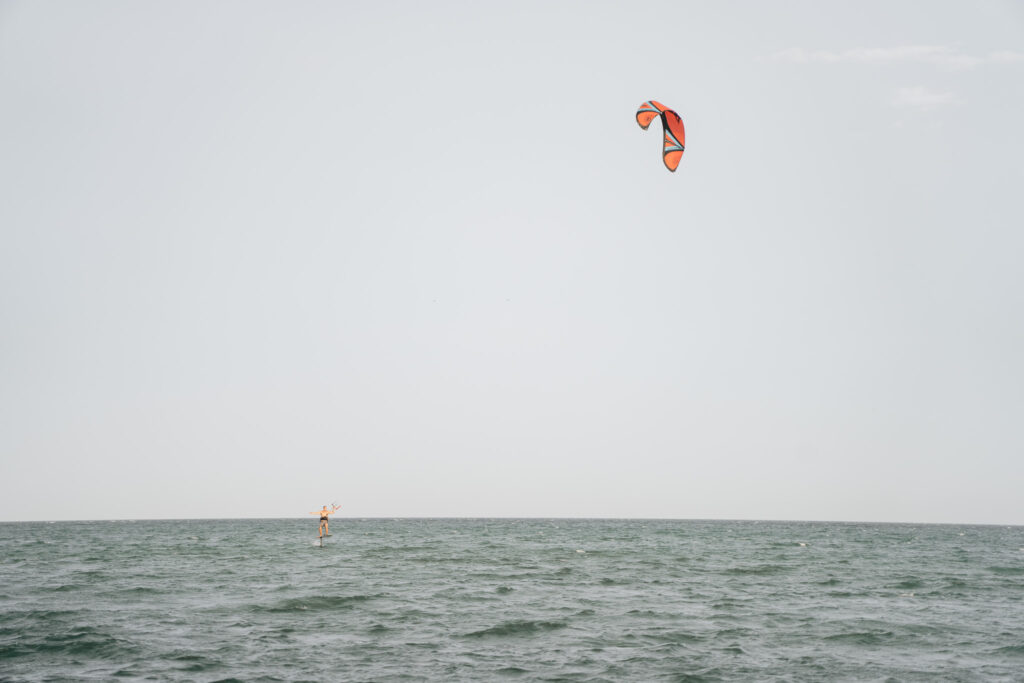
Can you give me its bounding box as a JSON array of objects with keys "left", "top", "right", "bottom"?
[{"left": 2, "top": 519, "right": 1022, "bottom": 681}]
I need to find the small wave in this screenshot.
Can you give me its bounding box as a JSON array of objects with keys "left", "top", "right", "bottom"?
[
  {"left": 715, "top": 627, "right": 754, "bottom": 638},
  {"left": 986, "top": 566, "right": 1024, "bottom": 575},
  {"left": 824, "top": 629, "right": 894, "bottom": 645},
  {"left": 495, "top": 666, "right": 529, "bottom": 676},
  {"left": 117, "top": 586, "right": 161, "bottom": 596},
  {"left": 495, "top": 586, "right": 514, "bottom": 594},
  {"left": 170, "top": 652, "right": 205, "bottom": 661},
  {"left": 254, "top": 594, "right": 378, "bottom": 613},
  {"left": 992, "top": 644, "right": 1024, "bottom": 656},
  {"left": 32, "top": 628, "right": 129, "bottom": 657},
  {"left": 0, "top": 608, "right": 81, "bottom": 624},
  {"left": 168, "top": 650, "right": 219, "bottom": 673},
  {"left": 671, "top": 671, "right": 725, "bottom": 683},
  {"left": 723, "top": 564, "right": 787, "bottom": 575},
  {"left": 646, "top": 630, "right": 706, "bottom": 644},
  {"left": 710, "top": 599, "right": 748, "bottom": 610},
  {"left": 463, "top": 619, "right": 567, "bottom": 638}
]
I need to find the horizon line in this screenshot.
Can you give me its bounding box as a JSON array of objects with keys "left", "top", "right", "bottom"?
[{"left": 1, "top": 516, "right": 1020, "bottom": 528}]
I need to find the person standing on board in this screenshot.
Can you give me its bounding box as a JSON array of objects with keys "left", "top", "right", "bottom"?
[{"left": 310, "top": 504, "right": 340, "bottom": 538}]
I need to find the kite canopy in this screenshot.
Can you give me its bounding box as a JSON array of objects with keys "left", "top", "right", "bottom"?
[{"left": 636, "top": 100, "right": 685, "bottom": 172}]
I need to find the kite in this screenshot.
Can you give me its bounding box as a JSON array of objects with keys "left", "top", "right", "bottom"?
[{"left": 636, "top": 100, "right": 685, "bottom": 172}]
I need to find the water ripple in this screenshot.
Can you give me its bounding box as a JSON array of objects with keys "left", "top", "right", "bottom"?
[{"left": 0, "top": 519, "right": 1021, "bottom": 680}]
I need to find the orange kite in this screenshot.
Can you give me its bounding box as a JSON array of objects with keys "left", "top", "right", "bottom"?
[{"left": 636, "top": 100, "right": 686, "bottom": 172}]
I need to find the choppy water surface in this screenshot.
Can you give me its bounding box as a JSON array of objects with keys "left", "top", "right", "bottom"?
[{"left": 1, "top": 519, "right": 1022, "bottom": 681}]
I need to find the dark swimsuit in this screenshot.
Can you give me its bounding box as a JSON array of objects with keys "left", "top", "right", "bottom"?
[{"left": 320, "top": 516, "right": 328, "bottom": 522}]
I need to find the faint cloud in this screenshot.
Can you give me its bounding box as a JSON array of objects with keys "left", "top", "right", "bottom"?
[
  {"left": 989, "top": 50, "right": 1024, "bottom": 64},
  {"left": 892, "top": 86, "right": 961, "bottom": 110},
  {"left": 763, "top": 46, "right": 1024, "bottom": 69}
]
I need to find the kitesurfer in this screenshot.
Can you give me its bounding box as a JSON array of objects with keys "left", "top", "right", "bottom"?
[{"left": 310, "top": 503, "right": 339, "bottom": 537}]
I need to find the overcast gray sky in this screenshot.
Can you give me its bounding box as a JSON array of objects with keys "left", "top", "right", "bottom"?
[{"left": 2, "top": 1, "right": 1022, "bottom": 523}]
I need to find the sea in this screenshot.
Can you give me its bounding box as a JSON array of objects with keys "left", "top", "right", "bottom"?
[{"left": 1, "top": 519, "right": 1022, "bottom": 682}]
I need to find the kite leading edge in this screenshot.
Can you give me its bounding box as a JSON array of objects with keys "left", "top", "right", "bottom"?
[{"left": 636, "top": 100, "right": 685, "bottom": 172}]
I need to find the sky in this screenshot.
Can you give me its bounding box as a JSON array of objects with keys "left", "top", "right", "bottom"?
[{"left": 1, "top": 1, "right": 1022, "bottom": 524}]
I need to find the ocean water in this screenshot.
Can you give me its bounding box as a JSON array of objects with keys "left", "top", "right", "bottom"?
[{"left": 1, "top": 519, "right": 1022, "bottom": 682}]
